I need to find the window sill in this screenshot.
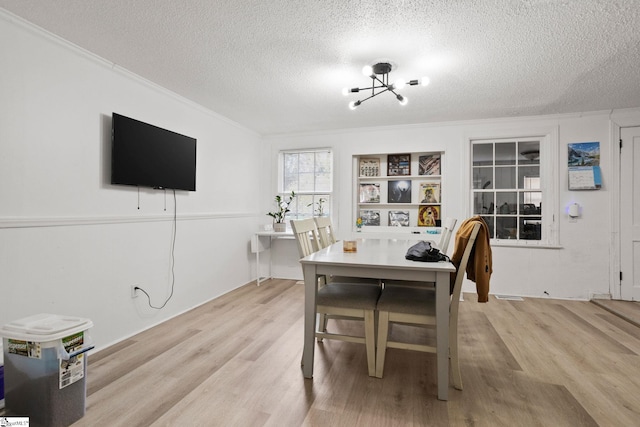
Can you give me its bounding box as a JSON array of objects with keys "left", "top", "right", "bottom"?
[{"left": 490, "top": 240, "right": 562, "bottom": 249}]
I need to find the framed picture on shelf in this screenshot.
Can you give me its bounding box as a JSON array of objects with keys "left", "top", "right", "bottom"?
[
  {"left": 359, "top": 158, "right": 380, "bottom": 177},
  {"left": 418, "top": 205, "right": 441, "bottom": 227},
  {"left": 387, "top": 154, "right": 411, "bottom": 176},
  {"left": 419, "top": 154, "right": 441, "bottom": 175},
  {"left": 389, "top": 210, "right": 410, "bottom": 227},
  {"left": 359, "top": 210, "right": 381, "bottom": 226},
  {"left": 388, "top": 180, "right": 412, "bottom": 203},
  {"left": 359, "top": 183, "right": 381, "bottom": 203},
  {"left": 419, "top": 182, "right": 441, "bottom": 203}
]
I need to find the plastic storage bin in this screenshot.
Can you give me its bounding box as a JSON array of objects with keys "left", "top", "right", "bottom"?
[{"left": 0, "top": 314, "right": 94, "bottom": 427}]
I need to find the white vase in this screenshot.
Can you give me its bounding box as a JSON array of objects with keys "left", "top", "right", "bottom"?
[{"left": 273, "top": 222, "right": 287, "bottom": 232}]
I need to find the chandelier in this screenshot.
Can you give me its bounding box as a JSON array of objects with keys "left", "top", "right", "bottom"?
[{"left": 342, "top": 62, "right": 429, "bottom": 110}]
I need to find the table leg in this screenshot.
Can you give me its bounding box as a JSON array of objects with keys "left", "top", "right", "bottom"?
[
  {"left": 256, "top": 244, "right": 261, "bottom": 286},
  {"left": 301, "top": 263, "right": 317, "bottom": 378},
  {"left": 435, "top": 270, "right": 449, "bottom": 400},
  {"left": 268, "top": 236, "right": 273, "bottom": 282}
]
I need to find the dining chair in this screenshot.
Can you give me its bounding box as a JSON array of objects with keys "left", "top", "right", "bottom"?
[
  {"left": 291, "top": 218, "right": 380, "bottom": 376},
  {"left": 374, "top": 222, "right": 482, "bottom": 389}
]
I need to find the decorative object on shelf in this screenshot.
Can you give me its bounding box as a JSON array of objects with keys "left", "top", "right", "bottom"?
[
  {"left": 389, "top": 211, "right": 410, "bottom": 227},
  {"left": 419, "top": 154, "right": 441, "bottom": 175},
  {"left": 388, "top": 154, "right": 411, "bottom": 176},
  {"left": 388, "top": 180, "right": 412, "bottom": 203},
  {"left": 356, "top": 217, "right": 363, "bottom": 232},
  {"left": 420, "top": 182, "right": 440, "bottom": 203},
  {"left": 359, "top": 158, "right": 380, "bottom": 177},
  {"left": 307, "top": 198, "right": 327, "bottom": 217},
  {"left": 359, "top": 183, "right": 381, "bottom": 203},
  {"left": 418, "top": 205, "right": 441, "bottom": 227},
  {"left": 267, "top": 191, "right": 296, "bottom": 232},
  {"left": 360, "top": 210, "right": 381, "bottom": 226},
  {"left": 342, "top": 62, "right": 429, "bottom": 109}
]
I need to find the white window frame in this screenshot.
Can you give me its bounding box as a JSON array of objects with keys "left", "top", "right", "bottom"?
[
  {"left": 467, "top": 127, "right": 559, "bottom": 247},
  {"left": 277, "top": 148, "right": 333, "bottom": 221}
]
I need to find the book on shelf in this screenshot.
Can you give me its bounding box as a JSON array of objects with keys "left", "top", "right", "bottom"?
[
  {"left": 419, "top": 182, "right": 441, "bottom": 203},
  {"left": 419, "top": 154, "right": 441, "bottom": 175},
  {"left": 387, "top": 180, "right": 412, "bottom": 203},
  {"left": 389, "top": 210, "right": 410, "bottom": 227},
  {"left": 359, "top": 158, "right": 380, "bottom": 177},
  {"left": 359, "top": 210, "right": 381, "bottom": 226},
  {"left": 387, "top": 153, "right": 411, "bottom": 176},
  {"left": 359, "top": 183, "right": 381, "bottom": 203},
  {"left": 418, "top": 205, "right": 441, "bottom": 227}
]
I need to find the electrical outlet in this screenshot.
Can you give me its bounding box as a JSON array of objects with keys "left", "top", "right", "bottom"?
[{"left": 131, "top": 285, "right": 139, "bottom": 298}]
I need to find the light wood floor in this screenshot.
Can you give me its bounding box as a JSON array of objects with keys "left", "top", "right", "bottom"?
[
  {"left": 10, "top": 279, "right": 639, "bottom": 426},
  {"left": 591, "top": 298, "right": 640, "bottom": 328}
]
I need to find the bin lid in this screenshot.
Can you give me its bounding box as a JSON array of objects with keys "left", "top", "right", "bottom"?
[{"left": 0, "top": 313, "right": 93, "bottom": 342}]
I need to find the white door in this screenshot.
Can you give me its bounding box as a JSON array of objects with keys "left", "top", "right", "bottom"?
[{"left": 620, "top": 127, "right": 640, "bottom": 301}]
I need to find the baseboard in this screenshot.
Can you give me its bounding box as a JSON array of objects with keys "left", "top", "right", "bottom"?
[{"left": 589, "top": 292, "right": 612, "bottom": 300}]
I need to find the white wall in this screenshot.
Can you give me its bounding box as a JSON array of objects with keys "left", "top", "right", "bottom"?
[
  {"left": 265, "top": 110, "right": 640, "bottom": 300},
  {"left": 0, "top": 13, "right": 263, "bottom": 350}
]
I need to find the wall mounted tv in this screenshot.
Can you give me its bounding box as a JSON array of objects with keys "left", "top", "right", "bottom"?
[{"left": 111, "top": 113, "right": 197, "bottom": 191}]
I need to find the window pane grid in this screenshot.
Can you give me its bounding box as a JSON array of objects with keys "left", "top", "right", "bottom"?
[
  {"left": 472, "top": 139, "right": 541, "bottom": 241},
  {"left": 280, "top": 150, "right": 332, "bottom": 220}
]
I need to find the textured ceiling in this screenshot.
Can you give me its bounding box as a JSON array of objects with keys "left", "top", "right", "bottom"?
[{"left": 1, "top": 0, "right": 639, "bottom": 136}]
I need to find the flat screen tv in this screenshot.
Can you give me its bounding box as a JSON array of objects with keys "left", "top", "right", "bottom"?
[{"left": 111, "top": 113, "right": 197, "bottom": 191}]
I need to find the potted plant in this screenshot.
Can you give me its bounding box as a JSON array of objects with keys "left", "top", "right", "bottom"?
[
  {"left": 267, "top": 191, "right": 296, "bottom": 232},
  {"left": 307, "top": 198, "right": 327, "bottom": 217}
]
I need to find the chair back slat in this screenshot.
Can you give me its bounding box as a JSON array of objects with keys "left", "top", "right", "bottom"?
[
  {"left": 438, "top": 217, "right": 457, "bottom": 254},
  {"left": 290, "top": 219, "right": 320, "bottom": 258},
  {"left": 314, "top": 216, "right": 336, "bottom": 248}
]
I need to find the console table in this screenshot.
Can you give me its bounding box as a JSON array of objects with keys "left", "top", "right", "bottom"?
[{"left": 251, "top": 230, "right": 294, "bottom": 285}]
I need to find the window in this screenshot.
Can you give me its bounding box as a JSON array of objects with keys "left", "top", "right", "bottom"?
[
  {"left": 279, "top": 149, "right": 332, "bottom": 219},
  {"left": 471, "top": 135, "right": 557, "bottom": 246}
]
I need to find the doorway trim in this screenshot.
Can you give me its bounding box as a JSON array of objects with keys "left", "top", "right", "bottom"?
[{"left": 609, "top": 109, "right": 640, "bottom": 300}]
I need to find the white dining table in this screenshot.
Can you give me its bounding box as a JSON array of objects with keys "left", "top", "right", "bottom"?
[{"left": 300, "top": 238, "right": 456, "bottom": 401}]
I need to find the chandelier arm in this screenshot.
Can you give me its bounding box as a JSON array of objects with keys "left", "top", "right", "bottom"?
[
  {"left": 371, "top": 74, "right": 387, "bottom": 87},
  {"left": 357, "top": 87, "right": 392, "bottom": 105},
  {"left": 352, "top": 84, "right": 388, "bottom": 91},
  {"left": 388, "top": 88, "right": 401, "bottom": 97}
]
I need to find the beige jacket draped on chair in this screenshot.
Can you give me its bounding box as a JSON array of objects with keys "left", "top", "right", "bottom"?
[{"left": 450, "top": 216, "right": 492, "bottom": 302}]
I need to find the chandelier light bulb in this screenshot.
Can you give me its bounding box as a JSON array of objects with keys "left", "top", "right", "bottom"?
[
  {"left": 349, "top": 100, "right": 361, "bottom": 110},
  {"left": 362, "top": 65, "right": 373, "bottom": 77},
  {"left": 421, "top": 76, "right": 430, "bottom": 86},
  {"left": 397, "top": 94, "right": 408, "bottom": 106},
  {"left": 342, "top": 87, "right": 349, "bottom": 96},
  {"left": 394, "top": 78, "right": 406, "bottom": 90}
]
